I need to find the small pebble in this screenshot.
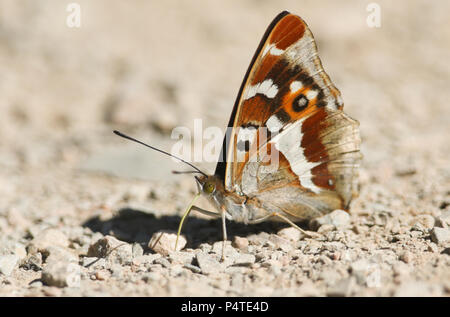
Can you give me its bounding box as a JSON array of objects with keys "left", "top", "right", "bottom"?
[
  {"left": 211, "top": 241, "right": 236, "bottom": 257},
  {"left": 411, "top": 215, "right": 435, "bottom": 230},
  {"left": 95, "top": 270, "right": 109, "bottom": 281},
  {"left": 353, "top": 225, "right": 368, "bottom": 235},
  {"left": 330, "top": 252, "right": 341, "bottom": 261},
  {"left": 399, "top": 251, "right": 413, "bottom": 263},
  {"left": 430, "top": 227, "right": 450, "bottom": 245},
  {"left": 427, "top": 243, "right": 439, "bottom": 253},
  {"left": 198, "top": 243, "right": 212, "bottom": 252},
  {"left": 169, "top": 251, "right": 196, "bottom": 265},
  {"left": 232, "top": 236, "right": 249, "bottom": 250},
  {"left": 88, "top": 236, "right": 133, "bottom": 264},
  {"left": 132, "top": 243, "right": 144, "bottom": 258},
  {"left": 183, "top": 263, "right": 202, "bottom": 273},
  {"left": 43, "top": 246, "right": 78, "bottom": 265},
  {"left": 29, "top": 280, "right": 43, "bottom": 288},
  {"left": 41, "top": 262, "right": 81, "bottom": 288},
  {"left": 434, "top": 211, "right": 450, "bottom": 228},
  {"left": 133, "top": 254, "right": 161, "bottom": 267},
  {"left": 153, "top": 257, "right": 171, "bottom": 268},
  {"left": 88, "top": 235, "right": 124, "bottom": 257},
  {"left": 21, "top": 252, "right": 43, "bottom": 271},
  {"left": 29, "top": 228, "right": 70, "bottom": 253},
  {"left": 309, "top": 209, "right": 351, "bottom": 231},
  {"left": 247, "top": 232, "right": 270, "bottom": 246},
  {"left": 277, "top": 227, "right": 303, "bottom": 241},
  {"left": 3, "top": 242, "right": 27, "bottom": 260},
  {"left": 148, "top": 231, "right": 186, "bottom": 256},
  {"left": 0, "top": 254, "right": 19, "bottom": 276},
  {"left": 196, "top": 252, "right": 223, "bottom": 275},
  {"left": 233, "top": 254, "right": 256, "bottom": 267},
  {"left": 318, "top": 224, "right": 335, "bottom": 234},
  {"left": 268, "top": 235, "right": 294, "bottom": 252}
]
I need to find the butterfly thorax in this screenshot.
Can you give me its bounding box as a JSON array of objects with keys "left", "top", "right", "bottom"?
[{"left": 196, "top": 175, "right": 267, "bottom": 223}]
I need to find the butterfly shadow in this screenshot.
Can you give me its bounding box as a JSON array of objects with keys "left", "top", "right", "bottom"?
[{"left": 82, "top": 207, "right": 297, "bottom": 250}]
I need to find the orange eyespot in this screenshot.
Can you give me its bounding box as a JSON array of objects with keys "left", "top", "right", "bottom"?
[{"left": 203, "top": 182, "right": 215, "bottom": 194}]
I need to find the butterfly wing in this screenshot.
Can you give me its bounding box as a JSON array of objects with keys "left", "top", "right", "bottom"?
[
  {"left": 241, "top": 108, "right": 360, "bottom": 219},
  {"left": 215, "top": 11, "right": 361, "bottom": 218}
]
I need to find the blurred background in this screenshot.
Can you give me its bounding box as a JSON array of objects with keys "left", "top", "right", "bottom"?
[
  {"left": 1, "top": 0, "right": 448, "bottom": 215},
  {"left": 0, "top": 0, "right": 448, "bottom": 296}
]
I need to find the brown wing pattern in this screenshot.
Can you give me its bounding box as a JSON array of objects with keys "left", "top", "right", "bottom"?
[
  {"left": 251, "top": 108, "right": 360, "bottom": 218},
  {"left": 218, "top": 11, "right": 361, "bottom": 217}
]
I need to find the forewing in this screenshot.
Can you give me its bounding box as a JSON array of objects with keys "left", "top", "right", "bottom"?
[{"left": 215, "top": 11, "right": 361, "bottom": 217}]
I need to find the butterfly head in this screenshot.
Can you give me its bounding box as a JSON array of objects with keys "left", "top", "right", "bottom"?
[{"left": 195, "top": 175, "right": 221, "bottom": 196}]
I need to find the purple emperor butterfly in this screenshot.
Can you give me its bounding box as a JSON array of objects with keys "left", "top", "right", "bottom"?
[{"left": 115, "top": 11, "right": 361, "bottom": 259}]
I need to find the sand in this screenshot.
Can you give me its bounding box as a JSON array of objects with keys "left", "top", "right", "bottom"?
[{"left": 0, "top": 0, "right": 448, "bottom": 296}]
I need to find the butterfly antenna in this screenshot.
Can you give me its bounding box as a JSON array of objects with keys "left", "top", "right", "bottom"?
[
  {"left": 113, "top": 130, "right": 207, "bottom": 177},
  {"left": 172, "top": 170, "right": 203, "bottom": 175}
]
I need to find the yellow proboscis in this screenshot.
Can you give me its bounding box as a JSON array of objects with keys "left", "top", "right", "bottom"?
[{"left": 175, "top": 192, "right": 201, "bottom": 251}]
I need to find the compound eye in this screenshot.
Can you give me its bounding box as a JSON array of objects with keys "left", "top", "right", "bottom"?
[{"left": 203, "top": 182, "right": 215, "bottom": 194}]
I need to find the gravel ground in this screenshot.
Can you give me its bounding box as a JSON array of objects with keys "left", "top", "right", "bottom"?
[{"left": 0, "top": 1, "right": 449, "bottom": 296}]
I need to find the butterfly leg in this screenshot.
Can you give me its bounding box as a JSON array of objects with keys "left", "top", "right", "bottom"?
[
  {"left": 220, "top": 209, "right": 227, "bottom": 262},
  {"left": 191, "top": 206, "right": 220, "bottom": 218},
  {"left": 191, "top": 206, "right": 227, "bottom": 261},
  {"left": 271, "top": 212, "right": 321, "bottom": 238},
  {"left": 248, "top": 212, "right": 320, "bottom": 239}
]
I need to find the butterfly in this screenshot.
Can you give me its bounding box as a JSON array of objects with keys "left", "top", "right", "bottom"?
[{"left": 115, "top": 11, "right": 361, "bottom": 258}]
